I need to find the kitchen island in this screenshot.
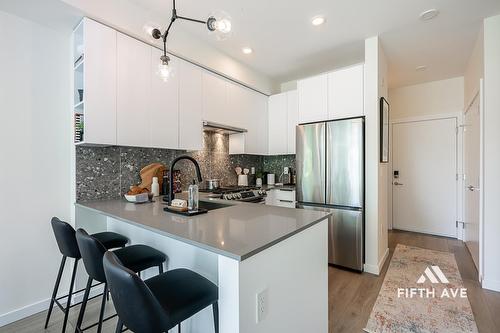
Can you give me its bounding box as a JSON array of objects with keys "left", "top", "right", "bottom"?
[{"left": 76, "top": 195, "right": 330, "bottom": 333}]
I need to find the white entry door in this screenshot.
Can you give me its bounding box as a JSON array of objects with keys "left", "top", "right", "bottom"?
[
  {"left": 463, "top": 94, "right": 481, "bottom": 269},
  {"left": 392, "top": 118, "right": 457, "bottom": 237}
]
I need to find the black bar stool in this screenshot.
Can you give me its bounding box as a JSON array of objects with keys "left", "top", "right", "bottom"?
[
  {"left": 75, "top": 229, "right": 167, "bottom": 333},
  {"left": 46, "top": 217, "right": 129, "bottom": 333},
  {"left": 103, "top": 251, "right": 219, "bottom": 333}
]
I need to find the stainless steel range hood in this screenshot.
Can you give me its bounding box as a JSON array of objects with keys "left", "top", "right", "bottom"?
[{"left": 202, "top": 121, "right": 247, "bottom": 135}]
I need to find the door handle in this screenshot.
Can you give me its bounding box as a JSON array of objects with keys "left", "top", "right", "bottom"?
[
  {"left": 467, "top": 185, "right": 479, "bottom": 192},
  {"left": 394, "top": 181, "right": 404, "bottom": 186}
]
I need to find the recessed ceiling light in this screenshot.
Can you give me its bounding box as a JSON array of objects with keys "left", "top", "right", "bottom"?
[
  {"left": 419, "top": 9, "right": 439, "bottom": 21},
  {"left": 311, "top": 16, "right": 326, "bottom": 26},
  {"left": 415, "top": 65, "right": 427, "bottom": 71},
  {"left": 242, "top": 47, "right": 253, "bottom": 54}
]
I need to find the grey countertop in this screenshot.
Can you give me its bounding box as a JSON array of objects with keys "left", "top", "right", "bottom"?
[{"left": 76, "top": 194, "right": 329, "bottom": 261}]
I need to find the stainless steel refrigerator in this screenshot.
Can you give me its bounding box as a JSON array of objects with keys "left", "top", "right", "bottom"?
[{"left": 296, "top": 117, "right": 364, "bottom": 271}]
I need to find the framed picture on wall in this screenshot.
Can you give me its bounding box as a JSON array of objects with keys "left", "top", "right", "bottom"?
[{"left": 380, "top": 97, "right": 390, "bottom": 163}]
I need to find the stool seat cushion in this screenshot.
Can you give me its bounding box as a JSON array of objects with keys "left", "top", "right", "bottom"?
[
  {"left": 114, "top": 245, "right": 167, "bottom": 274},
  {"left": 144, "top": 268, "right": 218, "bottom": 329},
  {"left": 93, "top": 232, "right": 128, "bottom": 250}
]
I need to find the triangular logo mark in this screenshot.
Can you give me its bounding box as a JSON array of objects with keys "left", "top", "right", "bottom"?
[{"left": 417, "top": 266, "right": 449, "bottom": 284}]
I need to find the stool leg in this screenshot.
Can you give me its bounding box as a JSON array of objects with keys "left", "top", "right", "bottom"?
[
  {"left": 158, "top": 263, "right": 164, "bottom": 274},
  {"left": 212, "top": 301, "right": 219, "bottom": 333},
  {"left": 61, "top": 259, "right": 78, "bottom": 333},
  {"left": 45, "top": 256, "right": 67, "bottom": 329},
  {"left": 75, "top": 277, "right": 93, "bottom": 333},
  {"left": 97, "top": 283, "right": 108, "bottom": 333},
  {"left": 115, "top": 319, "right": 123, "bottom": 333},
  {"left": 178, "top": 323, "right": 181, "bottom": 333}
]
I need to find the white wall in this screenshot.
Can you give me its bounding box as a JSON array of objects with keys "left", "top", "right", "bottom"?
[
  {"left": 60, "top": 0, "right": 278, "bottom": 94},
  {"left": 0, "top": 10, "right": 72, "bottom": 325},
  {"left": 389, "top": 77, "right": 465, "bottom": 120},
  {"left": 388, "top": 77, "right": 464, "bottom": 236},
  {"left": 378, "top": 42, "right": 389, "bottom": 265},
  {"left": 363, "top": 36, "right": 389, "bottom": 275},
  {"left": 464, "top": 30, "right": 484, "bottom": 107},
  {"left": 482, "top": 14, "right": 500, "bottom": 292}
]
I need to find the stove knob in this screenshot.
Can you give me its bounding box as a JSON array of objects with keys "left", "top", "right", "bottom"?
[{"left": 236, "top": 193, "right": 242, "bottom": 199}]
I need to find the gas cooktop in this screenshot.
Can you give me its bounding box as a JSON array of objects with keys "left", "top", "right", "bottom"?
[{"left": 202, "top": 186, "right": 267, "bottom": 202}]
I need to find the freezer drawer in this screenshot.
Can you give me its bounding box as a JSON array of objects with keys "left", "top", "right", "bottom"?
[
  {"left": 328, "top": 209, "right": 363, "bottom": 270},
  {"left": 297, "top": 204, "right": 364, "bottom": 271}
]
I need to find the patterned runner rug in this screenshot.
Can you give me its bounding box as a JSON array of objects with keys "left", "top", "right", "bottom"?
[{"left": 364, "top": 244, "right": 478, "bottom": 333}]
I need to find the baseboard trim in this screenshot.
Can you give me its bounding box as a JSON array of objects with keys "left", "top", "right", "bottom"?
[
  {"left": 364, "top": 248, "right": 389, "bottom": 276},
  {"left": 378, "top": 247, "right": 389, "bottom": 271},
  {"left": 482, "top": 278, "right": 500, "bottom": 292},
  {"left": 0, "top": 284, "right": 104, "bottom": 328},
  {"left": 0, "top": 298, "right": 50, "bottom": 328}
]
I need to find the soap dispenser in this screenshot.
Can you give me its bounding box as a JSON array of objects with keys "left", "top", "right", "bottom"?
[{"left": 188, "top": 179, "right": 199, "bottom": 211}]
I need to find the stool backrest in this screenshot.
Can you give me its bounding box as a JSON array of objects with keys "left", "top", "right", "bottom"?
[
  {"left": 103, "top": 251, "right": 168, "bottom": 333},
  {"left": 75, "top": 229, "right": 107, "bottom": 282},
  {"left": 51, "top": 217, "right": 81, "bottom": 259}
]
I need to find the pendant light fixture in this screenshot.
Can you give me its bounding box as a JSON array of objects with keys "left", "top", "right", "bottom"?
[{"left": 150, "top": 0, "right": 232, "bottom": 81}]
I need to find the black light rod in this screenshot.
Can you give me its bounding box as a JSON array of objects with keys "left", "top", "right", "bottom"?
[{"left": 176, "top": 15, "right": 207, "bottom": 25}]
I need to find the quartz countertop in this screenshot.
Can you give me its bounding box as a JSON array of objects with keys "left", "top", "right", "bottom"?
[{"left": 76, "top": 194, "right": 329, "bottom": 261}]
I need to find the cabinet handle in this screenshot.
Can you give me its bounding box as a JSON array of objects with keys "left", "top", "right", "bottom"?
[
  {"left": 279, "top": 189, "right": 293, "bottom": 192},
  {"left": 279, "top": 200, "right": 294, "bottom": 203}
]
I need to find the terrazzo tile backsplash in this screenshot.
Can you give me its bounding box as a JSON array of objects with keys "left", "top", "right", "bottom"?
[{"left": 76, "top": 132, "right": 295, "bottom": 201}]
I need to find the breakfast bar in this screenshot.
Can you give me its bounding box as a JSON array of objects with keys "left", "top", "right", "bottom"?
[{"left": 76, "top": 196, "right": 331, "bottom": 333}]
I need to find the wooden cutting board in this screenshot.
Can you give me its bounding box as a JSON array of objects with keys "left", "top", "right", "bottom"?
[{"left": 139, "top": 163, "right": 166, "bottom": 191}]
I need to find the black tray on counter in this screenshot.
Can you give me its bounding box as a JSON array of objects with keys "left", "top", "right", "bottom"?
[{"left": 163, "top": 207, "right": 208, "bottom": 216}]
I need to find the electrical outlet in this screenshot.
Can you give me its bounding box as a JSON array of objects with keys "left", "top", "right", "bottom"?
[
  {"left": 283, "top": 167, "right": 289, "bottom": 175},
  {"left": 256, "top": 289, "right": 268, "bottom": 323}
]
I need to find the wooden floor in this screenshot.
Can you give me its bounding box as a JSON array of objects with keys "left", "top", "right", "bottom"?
[
  {"left": 2, "top": 230, "right": 500, "bottom": 333},
  {"left": 329, "top": 230, "right": 500, "bottom": 333}
]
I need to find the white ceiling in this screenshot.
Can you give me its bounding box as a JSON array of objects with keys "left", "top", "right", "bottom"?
[{"left": 128, "top": 0, "right": 500, "bottom": 88}]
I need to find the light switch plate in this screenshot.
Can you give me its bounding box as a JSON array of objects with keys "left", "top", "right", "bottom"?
[{"left": 284, "top": 167, "right": 289, "bottom": 175}]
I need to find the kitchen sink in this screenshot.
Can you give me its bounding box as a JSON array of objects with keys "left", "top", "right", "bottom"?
[{"left": 198, "top": 200, "right": 232, "bottom": 211}]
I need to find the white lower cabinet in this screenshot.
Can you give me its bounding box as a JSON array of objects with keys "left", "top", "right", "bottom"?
[{"left": 265, "top": 189, "right": 296, "bottom": 208}]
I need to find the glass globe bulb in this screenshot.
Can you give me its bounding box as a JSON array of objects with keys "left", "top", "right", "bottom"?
[
  {"left": 157, "top": 56, "right": 173, "bottom": 82},
  {"left": 208, "top": 10, "right": 232, "bottom": 41}
]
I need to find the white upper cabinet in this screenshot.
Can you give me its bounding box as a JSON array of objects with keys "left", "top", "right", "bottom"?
[
  {"left": 268, "top": 90, "right": 299, "bottom": 155},
  {"left": 202, "top": 71, "right": 228, "bottom": 124},
  {"left": 226, "top": 82, "right": 249, "bottom": 128},
  {"left": 245, "top": 92, "right": 268, "bottom": 155},
  {"left": 179, "top": 60, "right": 203, "bottom": 151},
  {"left": 81, "top": 18, "right": 117, "bottom": 145},
  {"left": 298, "top": 73, "right": 328, "bottom": 123},
  {"left": 328, "top": 64, "right": 364, "bottom": 119},
  {"left": 287, "top": 90, "right": 299, "bottom": 154},
  {"left": 116, "top": 32, "right": 152, "bottom": 147},
  {"left": 150, "top": 48, "right": 179, "bottom": 148},
  {"left": 268, "top": 93, "right": 288, "bottom": 155}
]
